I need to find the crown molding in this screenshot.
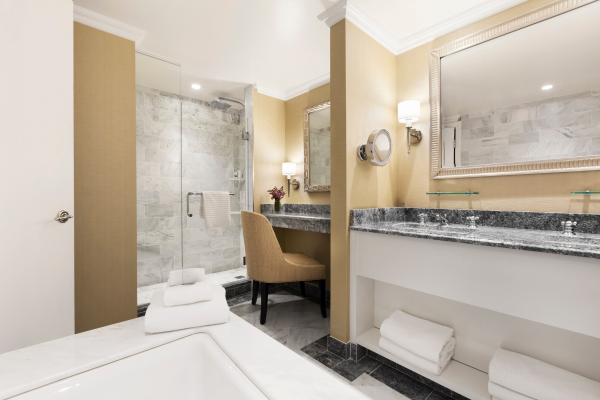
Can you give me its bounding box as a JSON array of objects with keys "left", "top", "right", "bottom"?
[
  {"left": 74, "top": 5, "right": 147, "bottom": 47},
  {"left": 283, "top": 73, "right": 330, "bottom": 101},
  {"left": 318, "top": 0, "right": 530, "bottom": 55},
  {"left": 254, "top": 84, "right": 285, "bottom": 101},
  {"left": 317, "top": 0, "right": 397, "bottom": 53},
  {"left": 394, "top": 0, "right": 530, "bottom": 54},
  {"left": 255, "top": 73, "right": 330, "bottom": 101}
]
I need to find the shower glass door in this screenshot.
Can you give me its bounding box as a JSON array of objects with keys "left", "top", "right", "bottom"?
[
  {"left": 179, "top": 95, "right": 248, "bottom": 283},
  {"left": 135, "top": 53, "right": 183, "bottom": 305},
  {"left": 136, "top": 52, "right": 251, "bottom": 307}
]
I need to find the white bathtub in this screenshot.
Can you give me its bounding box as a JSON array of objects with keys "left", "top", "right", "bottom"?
[
  {"left": 1, "top": 314, "right": 370, "bottom": 400},
  {"left": 14, "top": 334, "right": 267, "bottom": 400}
]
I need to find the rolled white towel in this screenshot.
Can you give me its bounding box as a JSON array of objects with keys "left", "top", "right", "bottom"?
[
  {"left": 380, "top": 310, "right": 454, "bottom": 364},
  {"left": 144, "top": 285, "right": 229, "bottom": 333},
  {"left": 488, "top": 382, "right": 535, "bottom": 400},
  {"left": 489, "top": 349, "right": 600, "bottom": 400},
  {"left": 168, "top": 268, "right": 205, "bottom": 286},
  {"left": 163, "top": 277, "right": 213, "bottom": 307},
  {"left": 379, "top": 336, "right": 455, "bottom": 376}
]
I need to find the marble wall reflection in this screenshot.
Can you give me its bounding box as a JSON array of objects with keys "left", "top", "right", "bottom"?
[
  {"left": 136, "top": 85, "right": 246, "bottom": 287},
  {"left": 457, "top": 89, "right": 600, "bottom": 166},
  {"left": 309, "top": 127, "right": 331, "bottom": 185}
]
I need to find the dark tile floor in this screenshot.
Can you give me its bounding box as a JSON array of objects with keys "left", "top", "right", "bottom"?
[{"left": 229, "top": 291, "right": 459, "bottom": 400}]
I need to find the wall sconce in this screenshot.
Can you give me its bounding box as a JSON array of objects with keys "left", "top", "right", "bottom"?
[
  {"left": 282, "top": 162, "right": 299, "bottom": 195},
  {"left": 398, "top": 100, "right": 422, "bottom": 154}
]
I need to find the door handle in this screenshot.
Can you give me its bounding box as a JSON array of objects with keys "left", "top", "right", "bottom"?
[{"left": 55, "top": 210, "right": 73, "bottom": 223}]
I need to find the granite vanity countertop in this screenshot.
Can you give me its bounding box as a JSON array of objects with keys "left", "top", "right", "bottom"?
[
  {"left": 349, "top": 207, "right": 600, "bottom": 260},
  {"left": 261, "top": 204, "right": 330, "bottom": 233}
]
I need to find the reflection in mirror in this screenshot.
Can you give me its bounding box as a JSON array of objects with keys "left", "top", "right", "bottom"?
[
  {"left": 309, "top": 108, "right": 331, "bottom": 185},
  {"left": 304, "top": 101, "right": 330, "bottom": 191},
  {"left": 440, "top": 1, "right": 600, "bottom": 169}
]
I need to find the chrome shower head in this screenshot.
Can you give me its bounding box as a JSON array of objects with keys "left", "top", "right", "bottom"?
[{"left": 209, "top": 98, "right": 231, "bottom": 110}]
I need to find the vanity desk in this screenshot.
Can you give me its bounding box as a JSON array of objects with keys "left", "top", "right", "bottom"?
[
  {"left": 349, "top": 207, "right": 600, "bottom": 400},
  {"left": 261, "top": 204, "right": 330, "bottom": 233}
]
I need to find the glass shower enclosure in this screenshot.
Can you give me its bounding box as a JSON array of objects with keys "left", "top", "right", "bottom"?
[{"left": 135, "top": 52, "right": 251, "bottom": 306}]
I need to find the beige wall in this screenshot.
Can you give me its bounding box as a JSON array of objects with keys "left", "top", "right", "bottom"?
[
  {"left": 396, "top": 0, "right": 600, "bottom": 213},
  {"left": 285, "top": 84, "right": 331, "bottom": 204},
  {"left": 253, "top": 88, "right": 286, "bottom": 212},
  {"left": 330, "top": 20, "right": 398, "bottom": 342},
  {"left": 74, "top": 23, "right": 137, "bottom": 333}
]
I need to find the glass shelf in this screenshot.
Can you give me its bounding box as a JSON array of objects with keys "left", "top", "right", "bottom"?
[
  {"left": 426, "top": 191, "right": 479, "bottom": 196},
  {"left": 571, "top": 190, "right": 600, "bottom": 196}
]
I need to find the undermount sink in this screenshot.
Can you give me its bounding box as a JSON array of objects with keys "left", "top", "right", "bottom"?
[{"left": 391, "top": 222, "right": 474, "bottom": 235}]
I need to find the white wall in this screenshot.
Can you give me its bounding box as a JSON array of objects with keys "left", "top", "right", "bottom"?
[{"left": 0, "top": 0, "right": 74, "bottom": 353}]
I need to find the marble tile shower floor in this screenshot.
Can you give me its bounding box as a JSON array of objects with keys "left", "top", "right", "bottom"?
[
  {"left": 230, "top": 291, "right": 417, "bottom": 400},
  {"left": 137, "top": 267, "right": 248, "bottom": 306}
]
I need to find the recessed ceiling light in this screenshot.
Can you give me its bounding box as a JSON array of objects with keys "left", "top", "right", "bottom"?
[
  {"left": 191, "top": 83, "right": 201, "bottom": 90},
  {"left": 541, "top": 85, "right": 553, "bottom": 90}
]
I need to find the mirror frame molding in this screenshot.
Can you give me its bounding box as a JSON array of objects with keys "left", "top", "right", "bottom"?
[
  {"left": 303, "top": 100, "right": 331, "bottom": 192},
  {"left": 430, "top": 0, "right": 597, "bottom": 179}
]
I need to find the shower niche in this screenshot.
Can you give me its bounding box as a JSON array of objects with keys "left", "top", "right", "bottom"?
[{"left": 135, "top": 52, "right": 252, "bottom": 305}]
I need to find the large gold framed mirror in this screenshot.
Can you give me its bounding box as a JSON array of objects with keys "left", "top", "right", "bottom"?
[
  {"left": 430, "top": 0, "right": 600, "bottom": 179},
  {"left": 304, "top": 100, "right": 331, "bottom": 191}
]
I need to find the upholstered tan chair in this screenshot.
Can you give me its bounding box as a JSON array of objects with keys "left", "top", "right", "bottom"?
[{"left": 241, "top": 211, "right": 327, "bottom": 325}]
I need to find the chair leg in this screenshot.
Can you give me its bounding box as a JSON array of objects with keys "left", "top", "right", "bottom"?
[
  {"left": 251, "top": 280, "right": 259, "bottom": 305},
  {"left": 299, "top": 281, "right": 306, "bottom": 297},
  {"left": 319, "top": 279, "right": 327, "bottom": 318},
  {"left": 260, "top": 282, "right": 269, "bottom": 325}
]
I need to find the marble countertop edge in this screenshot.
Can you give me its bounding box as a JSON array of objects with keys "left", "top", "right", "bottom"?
[{"left": 349, "top": 225, "right": 600, "bottom": 260}]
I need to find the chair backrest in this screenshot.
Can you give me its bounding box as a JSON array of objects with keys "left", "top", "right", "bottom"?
[{"left": 240, "top": 211, "right": 285, "bottom": 282}]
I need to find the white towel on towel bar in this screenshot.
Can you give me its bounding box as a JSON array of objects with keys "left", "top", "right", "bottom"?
[
  {"left": 163, "top": 277, "right": 213, "bottom": 307},
  {"left": 488, "top": 382, "right": 535, "bottom": 400},
  {"left": 144, "top": 285, "right": 229, "bottom": 333},
  {"left": 168, "top": 268, "right": 205, "bottom": 286},
  {"left": 379, "top": 336, "right": 455, "bottom": 376},
  {"left": 489, "top": 349, "right": 600, "bottom": 400},
  {"left": 201, "top": 191, "right": 231, "bottom": 228},
  {"left": 380, "top": 310, "right": 454, "bottom": 365}
]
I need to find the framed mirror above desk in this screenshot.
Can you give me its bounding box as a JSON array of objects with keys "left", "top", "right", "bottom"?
[
  {"left": 430, "top": 0, "right": 600, "bottom": 179},
  {"left": 304, "top": 100, "right": 331, "bottom": 192}
]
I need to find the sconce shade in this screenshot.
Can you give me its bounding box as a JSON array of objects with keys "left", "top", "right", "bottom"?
[
  {"left": 398, "top": 100, "right": 420, "bottom": 124},
  {"left": 282, "top": 162, "right": 296, "bottom": 177}
]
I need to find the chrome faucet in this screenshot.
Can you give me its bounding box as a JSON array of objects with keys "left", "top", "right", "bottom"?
[
  {"left": 466, "top": 216, "right": 479, "bottom": 229},
  {"left": 561, "top": 221, "right": 577, "bottom": 236},
  {"left": 434, "top": 214, "right": 449, "bottom": 226},
  {"left": 418, "top": 213, "right": 427, "bottom": 226}
]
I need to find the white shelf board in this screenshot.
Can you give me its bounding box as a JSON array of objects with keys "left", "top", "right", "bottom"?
[{"left": 357, "top": 327, "right": 490, "bottom": 400}]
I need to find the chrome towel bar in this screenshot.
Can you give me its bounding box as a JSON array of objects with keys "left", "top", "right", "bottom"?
[{"left": 187, "top": 192, "right": 235, "bottom": 217}]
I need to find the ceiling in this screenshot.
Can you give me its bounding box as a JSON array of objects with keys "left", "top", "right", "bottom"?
[
  {"left": 441, "top": 1, "right": 600, "bottom": 117},
  {"left": 74, "top": 0, "right": 497, "bottom": 103}
]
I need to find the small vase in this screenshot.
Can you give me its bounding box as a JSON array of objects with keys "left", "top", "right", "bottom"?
[{"left": 274, "top": 199, "right": 281, "bottom": 212}]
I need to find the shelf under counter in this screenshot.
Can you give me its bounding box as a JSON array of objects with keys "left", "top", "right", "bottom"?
[{"left": 357, "top": 327, "right": 489, "bottom": 400}]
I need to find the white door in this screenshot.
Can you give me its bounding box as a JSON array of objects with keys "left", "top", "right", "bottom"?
[{"left": 0, "top": 0, "right": 74, "bottom": 353}]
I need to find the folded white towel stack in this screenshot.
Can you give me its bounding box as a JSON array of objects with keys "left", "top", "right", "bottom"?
[
  {"left": 163, "top": 277, "right": 213, "bottom": 307},
  {"left": 379, "top": 310, "right": 455, "bottom": 376},
  {"left": 488, "top": 349, "right": 600, "bottom": 400},
  {"left": 144, "top": 285, "right": 229, "bottom": 333},
  {"left": 168, "top": 268, "right": 205, "bottom": 286},
  {"left": 201, "top": 191, "right": 231, "bottom": 228}
]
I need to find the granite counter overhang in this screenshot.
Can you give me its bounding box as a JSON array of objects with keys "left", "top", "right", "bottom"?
[
  {"left": 261, "top": 204, "right": 330, "bottom": 234},
  {"left": 350, "top": 207, "right": 600, "bottom": 260}
]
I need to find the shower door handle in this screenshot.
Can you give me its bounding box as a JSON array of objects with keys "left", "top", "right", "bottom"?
[{"left": 187, "top": 192, "right": 195, "bottom": 217}]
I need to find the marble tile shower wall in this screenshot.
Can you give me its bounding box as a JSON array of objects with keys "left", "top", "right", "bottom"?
[
  {"left": 460, "top": 89, "right": 600, "bottom": 166},
  {"left": 136, "top": 85, "right": 246, "bottom": 287},
  {"left": 309, "top": 127, "right": 331, "bottom": 185}
]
